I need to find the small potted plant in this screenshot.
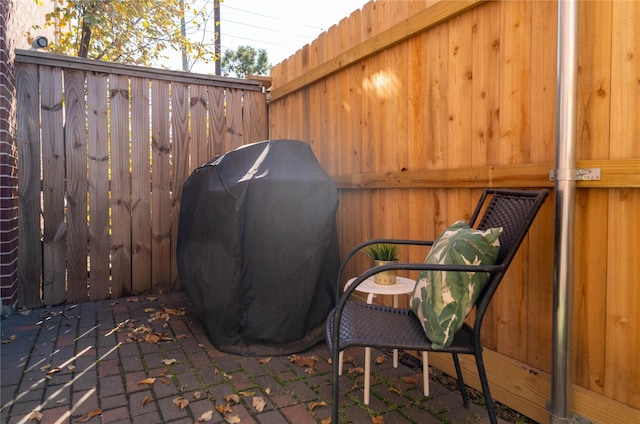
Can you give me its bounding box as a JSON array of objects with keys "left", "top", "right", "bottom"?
[{"left": 362, "top": 243, "right": 399, "bottom": 285}]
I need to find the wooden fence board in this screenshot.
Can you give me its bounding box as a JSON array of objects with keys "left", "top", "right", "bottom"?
[
  {"left": 151, "top": 80, "right": 172, "bottom": 293},
  {"left": 16, "top": 63, "right": 42, "bottom": 308},
  {"left": 171, "top": 82, "right": 190, "bottom": 291},
  {"left": 225, "top": 89, "right": 243, "bottom": 151},
  {"left": 130, "top": 77, "right": 152, "bottom": 294},
  {"left": 207, "top": 86, "right": 225, "bottom": 158},
  {"left": 40, "top": 67, "right": 66, "bottom": 306},
  {"left": 190, "top": 84, "right": 209, "bottom": 168},
  {"left": 64, "top": 70, "right": 89, "bottom": 303},
  {"left": 110, "top": 74, "right": 132, "bottom": 298},
  {"left": 573, "top": 189, "right": 607, "bottom": 394},
  {"left": 87, "top": 72, "right": 110, "bottom": 300}
]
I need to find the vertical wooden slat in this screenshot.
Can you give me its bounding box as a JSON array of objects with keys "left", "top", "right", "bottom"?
[
  {"left": 190, "top": 84, "right": 209, "bottom": 168},
  {"left": 151, "top": 80, "right": 172, "bottom": 293},
  {"left": 110, "top": 74, "right": 132, "bottom": 297},
  {"left": 208, "top": 86, "right": 226, "bottom": 158},
  {"left": 573, "top": 0, "right": 612, "bottom": 395},
  {"left": 87, "top": 72, "right": 110, "bottom": 300},
  {"left": 225, "top": 88, "right": 243, "bottom": 151},
  {"left": 605, "top": 0, "right": 640, "bottom": 406},
  {"left": 40, "top": 66, "right": 66, "bottom": 306},
  {"left": 64, "top": 70, "right": 89, "bottom": 303},
  {"left": 524, "top": 0, "right": 557, "bottom": 372},
  {"left": 494, "top": 0, "right": 531, "bottom": 361},
  {"left": 16, "top": 63, "right": 42, "bottom": 308},
  {"left": 130, "top": 77, "right": 152, "bottom": 294},
  {"left": 471, "top": 1, "right": 500, "bottom": 168},
  {"left": 246, "top": 90, "right": 268, "bottom": 143},
  {"left": 171, "top": 81, "right": 190, "bottom": 291}
]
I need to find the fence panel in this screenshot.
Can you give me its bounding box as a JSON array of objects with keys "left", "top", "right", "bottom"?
[
  {"left": 15, "top": 51, "right": 268, "bottom": 305},
  {"left": 268, "top": 0, "right": 640, "bottom": 421}
]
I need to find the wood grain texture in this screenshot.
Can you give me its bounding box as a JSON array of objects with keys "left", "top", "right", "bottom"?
[
  {"left": 109, "top": 74, "right": 132, "bottom": 298},
  {"left": 87, "top": 72, "right": 110, "bottom": 300},
  {"left": 63, "top": 70, "right": 89, "bottom": 303},
  {"left": 40, "top": 67, "right": 66, "bottom": 305},
  {"left": 130, "top": 77, "right": 152, "bottom": 294}
]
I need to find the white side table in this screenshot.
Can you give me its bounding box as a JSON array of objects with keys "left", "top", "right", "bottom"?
[{"left": 339, "top": 276, "right": 429, "bottom": 405}]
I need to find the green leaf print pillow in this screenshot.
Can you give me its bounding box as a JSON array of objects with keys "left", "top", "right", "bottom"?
[{"left": 410, "top": 220, "right": 502, "bottom": 349}]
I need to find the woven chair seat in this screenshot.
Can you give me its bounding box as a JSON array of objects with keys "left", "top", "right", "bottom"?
[{"left": 327, "top": 300, "right": 474, "bottom": 354}]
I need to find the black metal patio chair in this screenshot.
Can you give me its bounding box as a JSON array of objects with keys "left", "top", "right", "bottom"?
[{"left": 326, "top": 188, "right": 549, "bottom": 424}]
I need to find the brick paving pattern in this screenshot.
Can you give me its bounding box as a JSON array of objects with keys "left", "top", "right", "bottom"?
[{"left": 1, "top": 292, "right": 511, "bottom": 423}]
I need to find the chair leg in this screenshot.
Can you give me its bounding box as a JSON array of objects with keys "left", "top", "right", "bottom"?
[
  {"left": 475, "top": 353, "right": 497, "bottom": 424},
  {"left": 422, "top": 351, "right": 429, "bottom": 396},
  {"left": 332, "top": 347, "right": 340, "bottom": 423},
  {"left": 452, "top": 353, "right": 469, "bottom": 408}
]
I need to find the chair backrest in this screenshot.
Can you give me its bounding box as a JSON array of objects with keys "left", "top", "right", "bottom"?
[{"left": 467, "top": 189, "right": 549, "bottom": 322}]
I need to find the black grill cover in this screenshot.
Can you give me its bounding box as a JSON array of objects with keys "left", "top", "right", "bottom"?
[{"left": 177, "top": 139, "right": 339, "bottom": 356}]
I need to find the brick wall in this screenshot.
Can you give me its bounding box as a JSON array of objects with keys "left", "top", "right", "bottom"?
[{"left": 1, "top": 0, "right": 53, "bottom": 315}]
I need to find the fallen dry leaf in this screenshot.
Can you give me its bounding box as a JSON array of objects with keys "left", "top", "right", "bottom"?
[
  {"left": 304, "top": 367, "right": 315, "bottom": 375},
  {"left": 27, "top": 410, "right": 43, "bottom": 422},
  {"left": 402, "top": 376, "right": 419, "bottom": 386},
  {"left": 342, "top": 354, "right": 356, "bottom": 365},
  {"left": 388, "top": 387, "right": 402, "bottom": 396},
  {"left": 347, "top": 367, "right": 364, "bottom": 375},
  {"left": 142, "top": 396, "right": 154, "bottom": 407},
  {"left": 265, "top": 387, "right": 271, "bottom": 395},
  {"left": 161, "top": 358, "right": 177, "bottom": 365},
  {"left": 258, "top": 357, "right": 272, "bottom": 364},
  {"left": 68, "top": 365, "right": 77, "bottom": 373},
  {"left": 143, "top": 307, "right": 156, "bottom": 313},
  {"left": 126, "top": 297, "right": 139, "bottom": 302},
  {"left": 224, "top": 416, "right": 241, "bottom": 424},
  {"left": 288, "top": 354, "right": 317, "bottom": 368},
  {"left": 197, "top": 410, "right": 214, "bottom": 422},
  {"left": 145, "top": 333, "right": 160, "bottom": 344},
  {"left": 238, "top": 391, "right": 255, "bottom": 397},
  {"left": 215, "top": 403, "right": 233, "bottom": 414},
  {"left": 138, "top": 377, "right": 156, "bottom": 385},
  {"left": 75, "top": 408, "right": 103, "bottom": 422},
  {"left": 2, "top": 335, "right": 17, "bottom": 344},
  {"left": 145, "top": 296, "right": 158, "bottom": 301},
  {"left": 321, "top": 417, "right": 332, "bottom": 424},
  {"left": 158, "top": 377, "right": 171, "bottom": 385},
  {"left": 252, "top": 396, "right": 266, "bottom": 412},
  {"left": 173, "top": 397, "right": 189, "bottom": 410},
  {"left": 224, "top": 394, "right": 240, "bottom": 403},
  {"left": 371, "top": 415, "right": 385, "bottom": 423},
  {"left": 158, "top": 368, "right": 170, "bottom": 377},
  {"left": 308, "top": 401, "right": 327, "bottom": 411},
  {"left": 193, "top": 391, "right": 202, "bottom": 399},
  {"left": 375, "top": 355, "right": 386, "bottom": 364}
]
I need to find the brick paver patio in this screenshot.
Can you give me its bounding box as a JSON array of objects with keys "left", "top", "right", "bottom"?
[{"left": 1, "top": 292, "right": 512, "bottom": 423}]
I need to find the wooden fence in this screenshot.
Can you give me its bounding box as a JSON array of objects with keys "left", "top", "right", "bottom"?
[
  {"left": 268, "top": 0, "right": 639, "bottom": 422},
  {"left": 15, "top": 50, "right": 268, "bottom": 306}
]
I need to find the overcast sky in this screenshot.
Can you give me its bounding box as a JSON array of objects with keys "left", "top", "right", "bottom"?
[{"left": 179, "top": 0, "right": 367, "bottom": 73}]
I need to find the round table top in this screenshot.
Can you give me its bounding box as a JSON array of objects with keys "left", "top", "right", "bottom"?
[{"left": 345, "top": 276, "right": 416, "bottom": 296}]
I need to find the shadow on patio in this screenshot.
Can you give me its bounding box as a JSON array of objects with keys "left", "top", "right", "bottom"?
[{"left": 0, "top": 292, "right": 527, "bottom": 424}]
